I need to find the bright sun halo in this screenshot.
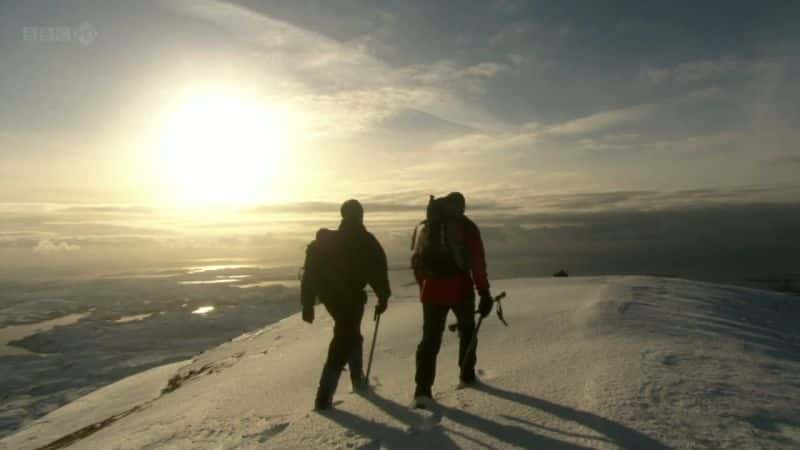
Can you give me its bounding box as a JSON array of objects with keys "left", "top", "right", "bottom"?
[{"left": 158, "top": 87, "right": 290, "bottom": 207}]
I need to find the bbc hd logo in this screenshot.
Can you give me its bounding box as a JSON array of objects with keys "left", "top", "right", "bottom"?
[{"left": 22, "top": 22, "right": 98, "bottom": 47}]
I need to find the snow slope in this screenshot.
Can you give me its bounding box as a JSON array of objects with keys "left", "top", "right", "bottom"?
[{"left": 3, "top": 276, "right": 800, "bottom": 449}]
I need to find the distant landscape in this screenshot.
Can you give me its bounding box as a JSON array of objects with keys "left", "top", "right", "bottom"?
[{"left": 0, "top": 262, "right": 303, "bottom": 436}]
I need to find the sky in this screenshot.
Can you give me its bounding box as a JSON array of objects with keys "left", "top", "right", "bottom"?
[{"left": 0, "top": 0, "right": 799, "bottom": 279}]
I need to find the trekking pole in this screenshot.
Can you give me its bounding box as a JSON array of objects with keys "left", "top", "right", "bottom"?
[{"left": 365, "top": 313, "right": 381, "bottom": 383}]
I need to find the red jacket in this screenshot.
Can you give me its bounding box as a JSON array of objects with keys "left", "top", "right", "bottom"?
[{"left": 413, "top": 217, "right": 489, "bottom": 305}]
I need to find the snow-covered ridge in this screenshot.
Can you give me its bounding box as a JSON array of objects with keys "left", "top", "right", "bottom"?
[{"left": 3, "top": 276, "right": 800, "bottom": 449}]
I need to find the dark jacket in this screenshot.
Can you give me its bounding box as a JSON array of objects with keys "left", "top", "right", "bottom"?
[{"left": 301, "top": 218, "right": 391, "bottom": 309}]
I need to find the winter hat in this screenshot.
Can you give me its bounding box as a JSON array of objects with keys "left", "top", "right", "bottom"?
[
  {"left": 340, "top": 199, "right": 364, "bottom": 223},
  {"left": 445, "top": 192, "right": 466, "bottom": 216}
]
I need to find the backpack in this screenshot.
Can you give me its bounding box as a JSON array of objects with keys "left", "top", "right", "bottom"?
[
  {"left": 411, "top": 195, "right": 470, "bottom": 278},
  {"left": 302, "top": 228, "right": 352, "bottom": 303}
]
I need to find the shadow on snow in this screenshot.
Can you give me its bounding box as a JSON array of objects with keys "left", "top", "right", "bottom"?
[{"left": 322, "top": 384, "right": 670, "bottom": 449}]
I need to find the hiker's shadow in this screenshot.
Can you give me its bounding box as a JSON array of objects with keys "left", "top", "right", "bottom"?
[
  {"left": 473, "top": 383, "right": 672, "bottom": 450},
  {"left": 358, "top": 391, "right": 593, "bottom": 450},
  {"left": 322, "top": 395, "right": 460, "bottom": 450},
  {"left": 324, "top": 385, "right": 670, "bottom": 449}
]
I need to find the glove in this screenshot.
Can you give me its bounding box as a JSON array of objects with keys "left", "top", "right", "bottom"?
[
  {"left": 374, "top": 298, "right": 388, "bottom": 319},
  {"left": 302, "top": 305, "right": 314, "bottom": 324},
  {"left": 478, "top": 290, "right": 493, "bottom": 318}
]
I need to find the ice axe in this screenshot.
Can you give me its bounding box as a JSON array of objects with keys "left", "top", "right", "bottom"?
[
  {"left": 457, "top": 291, "right": 506, "bottom": 371},
  {"left": 365, "top": 310, "right": 382, "bottom": 383},
  {"left": 448, "top": 291, "right": 508, "bottom": 333}
]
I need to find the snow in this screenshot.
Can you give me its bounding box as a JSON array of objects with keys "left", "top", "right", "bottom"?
[
  {"left": 3, "top": 276, "right": 799, "bottom": 449},
  {"left": 0, "top": 361, "right": 187, "bottom": 449}
]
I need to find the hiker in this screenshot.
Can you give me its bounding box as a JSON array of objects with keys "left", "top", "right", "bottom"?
[
  {"left": 300, "top": 199, "right": 391, "bottom": 410},
  {"left": 411, "top": 192, "right": 493, "bottom": 404}
]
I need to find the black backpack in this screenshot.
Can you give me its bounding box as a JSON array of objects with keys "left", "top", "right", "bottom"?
[
  {"left": 411, "top": 196, "right": 470, "bottom": 278},
  {"left": 301, "top": 228, "right": 352, "bottom": 304}
]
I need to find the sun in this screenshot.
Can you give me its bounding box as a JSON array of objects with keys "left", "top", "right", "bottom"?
[{"left": 157, "top": 87, "right": 291, "bottom": 207}]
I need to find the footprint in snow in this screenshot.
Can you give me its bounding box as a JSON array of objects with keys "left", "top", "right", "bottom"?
[
  {"left": 661, "top": 354, "right": 679, "bottom": 367},
  {"left": 245, "top": 422, "right": 290, "bottom": 443}
]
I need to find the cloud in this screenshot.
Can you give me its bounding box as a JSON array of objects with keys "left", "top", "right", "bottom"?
[
  {"left": 247, "top": 199, "right": 516, "bottom": 215},
  {"left": 163, "top": 0, "right": 406, "bottom": 138},
  {"left": 33, "top": 239, "right": 80, "bottom": 254},
  {"left": 466, "top": 62, "right": 508, "bottom": 78},
  {"left": 425, "top": 83, "right": 744, "bottom": 161},
  {"left": 764, "top": 155, "right": 800, "bottom": 167},
  {"left": 523, "top": 190, "right": 658, "bottom": 211},
  {"left": 402, "top": 61, "right": 509, "bottom": 85},
  {"left": 165, "top": 0, "right": 505, "bottom": 137},
  {"left": 428, "top": 102, "right": 657, "bottom": 156},
  {"left": 546, "top": 104, "right": 656, "bottom": 137},
  {"left": 4, "top": 192, "right": 800, "bottom": 282},
  {"left": 458, "top": 186, "right": 800, "bottom": 221},
  {"left": 433, "top": 100, "right": 663, "bottom": 155},
  {"left": 246, "top": 187, "right": 800, "bottom": 226},
  {"left": 167, "top": 0, "right": 384, "bottom": 84},
  {"left": 640, "top": 57, "right": 753, "bottom": 85},
  {"left": 489, "top": 22, "right": 533, "bottom": 46},
  {"left": 58, "top": 205, "right": 155, "bottom": 215},
  {"left": 477, "top": 201, "right": 800, "bottom": 278}
]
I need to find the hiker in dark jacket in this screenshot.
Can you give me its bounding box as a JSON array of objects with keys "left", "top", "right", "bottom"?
[
  {"left": 301, "top": 199, "right": 391, "bottom": 410},
  {"left": 411, "top": 192, "right": 493, "bottom": 403}
]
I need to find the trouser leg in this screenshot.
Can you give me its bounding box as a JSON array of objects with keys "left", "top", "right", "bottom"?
[
  {"left": 315, "top": 361, "right": 342, "bottom": 409},
  {"left": 347, "top": 334, "right": 364, "bottom": 379},
  {"left": 455, "top": 296, "right": 477, "bottom": 381},
  {"left": 347, "top": 302, "right": 365, "bottom": 388},
  {"left": 414, "top": 302, "right": 449, "bottom": 396},
  {"left": 316, "top": 299, "right": 362, "bottom": 406}
]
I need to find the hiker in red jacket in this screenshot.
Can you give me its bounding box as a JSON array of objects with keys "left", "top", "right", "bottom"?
[{"left": 411, "top": 192, "right": 493, "bottom": 403}]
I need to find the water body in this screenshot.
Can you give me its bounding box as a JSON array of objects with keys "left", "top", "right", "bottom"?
[
  {"left": 179, "top": 279, "right": 240, "bottom": 285},
  {"left": 192, "top": 306, "right": 215, "bottom": 315},
  {"left": 0, "top": 312, "right": 90, "bottom": 356},
  {"left": 236, "top": 279, "right": 300, "bottom": 289},
  {"left": 114, "top": 313, "right": 153, "bottom": 324}
]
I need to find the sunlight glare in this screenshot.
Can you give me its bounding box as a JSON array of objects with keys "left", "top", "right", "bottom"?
[{"left": 158, "top": 87, "right": 291, "bottom": 207}]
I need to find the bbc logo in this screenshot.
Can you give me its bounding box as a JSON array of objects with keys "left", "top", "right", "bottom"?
[{"left": 22, "top": 22, "right": 98, "bottom": 47}]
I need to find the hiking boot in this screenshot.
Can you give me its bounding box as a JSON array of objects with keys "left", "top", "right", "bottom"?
[
  {"left": 351, "top": 372, "right": 368, "bottom": 393},
  {"left": 459, "top": 372, "right": 477, "bottom": 386},
  {"left": 411, "top": 395, "right": 436, "bottom": 410},
  {"left": 413, "top": 385, "right": 432, "bottom": 399},
  {"left": 314, "top": 392, "right": 333, "bottom": 411},
  {"left": 347, "top": 340, "right": 365, "bottom": 391},
  {"left": 315, "top": 363, "right": 341, "bottom": 411}
]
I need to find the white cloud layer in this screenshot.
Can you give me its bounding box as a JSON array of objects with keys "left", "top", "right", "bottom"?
[
  {"left": 33, "top": 239, "right": 80, "bottom": 254},
  {"left": 164, "top": 0, "right": 506, "bottom": 137},
  {"left": 640, "top": 57, "right": 754, "bottom": 84}
]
